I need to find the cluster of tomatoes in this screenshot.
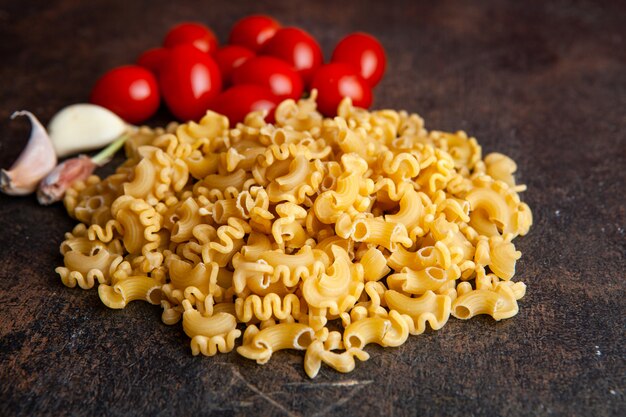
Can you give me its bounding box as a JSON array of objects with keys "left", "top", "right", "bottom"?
[{"left": 90, "top": 16, "right": 386, "bottom": 125}]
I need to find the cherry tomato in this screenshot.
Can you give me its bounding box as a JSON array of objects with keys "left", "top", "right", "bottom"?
[
  {"left": 163, "top": 22, "right": 218, "bottom": 54},
  {"left": 213, "top": 45, "right": 255, "bottom": 86},
  {"left": 90, "top": 65, "right": 160, "bottom": 124},
  {"left": 158, "top": 44, "right": 222, "bottom": 121},
  {"left": 310, "top": 63, "right": 372, "bottom": 117},
  {"left": 232, "top": 56, "right": 303, "bottom": 101},
  {"left": 136, "top": 47, "right": 170, "bottom": 75},
  {"left": 228, "top": 15, "right": 281, "bottom": 52},
  {"left": 209, "top": 85, "right": 279, "bottom": 125},
  {"left": 261, "top": 27, "right": 323, "bottom": 87},
  {"left": 331, "top": 32, "right": 386, "bottom": 87}
]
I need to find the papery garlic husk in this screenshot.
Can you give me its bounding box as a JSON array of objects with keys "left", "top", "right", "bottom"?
[
  {"left": 0, "top": 111, "right": 58, "bottom": 195},
  {"left": 48, "top": 103, "right": 128, "bottom": 158}
]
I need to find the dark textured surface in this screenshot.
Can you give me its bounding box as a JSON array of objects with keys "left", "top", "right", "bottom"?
[{"left": 0, "top": 0, "right": 625, "bottom": 416}]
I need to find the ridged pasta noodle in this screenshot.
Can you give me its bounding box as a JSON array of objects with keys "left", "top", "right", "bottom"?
[{"left": 56, "top": 93, "right": 533, "bottom": 378}]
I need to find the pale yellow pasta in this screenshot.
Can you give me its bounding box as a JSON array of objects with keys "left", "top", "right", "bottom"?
[
  {"left": 98, "top": 276, "right": 162, "bottom": 309},
  {"left": 57, "top": 94, "right": 534, "bottom": 378},
  {"left": 170, "top": 197, "right": 201, "bottom": 242},
  {"left": 182, "top": 309, "right": 237, "bottom": 338},
  {"left": 387, "top": 266, "right": 452, "bottom": 294},
  {"left": 484, "top": 235, "right": 522, "bottom": 280},
  {"left": 451, "top": 283, "right": 520, "bottom": 321},
  {"left": 387, "top": 242, "right": 450, "bottom": 272},
  {"left": 237, "top": 323, "right": 315, "bottom": 364},
  {"left": 185, "top": 151, "right": 220, "bottom": 179},
  {"left": 304, "top": 340, "right": 369, "bottom": 378},
  {"left": 343, "top": 316, "right": 388, "bottom": 349},
  {"left": 168, "top": 259, "right": 215, "bottom": 293},
  {"left": 274, "top": 155, "right": 310, "bottom": 189},
  {"left": 358, "top": 247, "right": 390, "bottom": 281},
  {"left": 235, "top": 293, "right": 305, "bottom": 322},
  {"left": 431, "top": 130, "right": 481, "bottom": 172},
  {"left": 385, "top": 187, "right": 432, "bottom": 237},
  {"left": 302, "top": 245, "right": 364, "bottom": 315},
  {"left": 466, "top": 175, "right": 532, "bottom": 237},
  {"left": 347, "top": 217, "right": 412, "bottom": 251},
  {"left": 189, "top": 329, "right": 242, "bottom": 356},
  {"left": 384, "top": 290, "right": 452, "bottom": 334},
  {"left": 484, "top": 152, "right": 518, "bottom": 188},
  {"left": 238, "top": 232, "right": 271, "bottom": 259}
]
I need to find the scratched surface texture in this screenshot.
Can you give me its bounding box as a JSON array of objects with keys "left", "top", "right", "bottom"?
[{"left": 0, "top": 0, "right": 624, "bottom": 416}]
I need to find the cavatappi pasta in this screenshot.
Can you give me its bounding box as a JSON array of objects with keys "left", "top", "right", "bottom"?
[{"left": 57, "top": 92, "right": 533, "bottom": 378}]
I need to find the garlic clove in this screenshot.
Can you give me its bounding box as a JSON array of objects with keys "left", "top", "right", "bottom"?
[
  {"left": 48, "top": 103, "right": 128, "bottom": 158},
  {"left": 37, "top": 155, "right": 97, "bottom": 205},
  {"left": 36, "top": 133, "right": 129, "bottom": 205},
  {"left": 0, "top": 111, "right": 58, "bottom": 196}
]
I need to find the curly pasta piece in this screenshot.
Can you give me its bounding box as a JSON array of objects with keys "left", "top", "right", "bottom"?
[
  {"left": 466, "top": 175, "right": 532, "bottom": 237},
  {"left": 302, "top": 245, "right": 364, "bottom": 315},
  {"left": 190, "top": 329, "right": 242, "bottom": 356},
  {"left": 358, "top": 247, "right": 390, "bottom": 282},
  {"left": 98, "top": 276, "right": 162, "bottom": 309},
  {"left": 452, "top": 282, "right": 520, "bottom": 321},
  {"left": 484, "top": 152, "right": 518, "bottom": 188},
  {"left": 237, "top": 323, "right": 315, "bottom": 364},
  {"left": 235, "top": 293, "right": 305, "bottom": 322},
  {"left": 304, "top": 340, "right": 370, "bottom": 378},
  {"left": 387, "top": 266, "right": 453, "bottom": 294},
  {"left": 385, "top": 290, "right": 452, "bottom": 335}
]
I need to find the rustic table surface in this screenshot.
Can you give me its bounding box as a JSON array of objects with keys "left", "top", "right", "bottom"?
[{"left": 0, "top": 0, "right": 624, "bottom": 416}]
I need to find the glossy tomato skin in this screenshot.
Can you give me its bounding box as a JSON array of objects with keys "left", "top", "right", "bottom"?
[
  {"left": 331, "top": 32, "right": 386, "bottom": 87},
  {"left": 228, "top": 15, "right": 281, "bottom": 52},
  {"left": 261, "top": 27, "right": 323, "bottom": 87},
  {"left": 90, "top": 65, "right": 160, "bottom": 124},
  {"left": 210, "top": 85, "right": 279, "bottom": 125},
  {"left": 213, "top": 45, "right": 255, "bottom": 86},
  {"left": 163, "top": 22, "right": 218, "bottom": 54},
  {"left": 231, "top": 56, "right": 303, "bottom": 101},
  {"left": 159, "top": 44, "right": 222, "bottom": 121},
  {"left": 136, "top": 47, "right": 170, "bottom": 75},
  {"left": 310, "top": 63, "right": 372, "bottom": 117}
]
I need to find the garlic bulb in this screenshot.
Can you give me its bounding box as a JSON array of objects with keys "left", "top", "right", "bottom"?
[
  {"left": 0, "top": 111, "right": 58, "bottom": 195},
  {"left": 48, "top": 103, "right": 128, "bottom": 157}
]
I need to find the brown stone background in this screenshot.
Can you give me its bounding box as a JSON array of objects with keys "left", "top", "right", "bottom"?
[{"left": 0, "top": 0, "right": 624, "bottom": 416}]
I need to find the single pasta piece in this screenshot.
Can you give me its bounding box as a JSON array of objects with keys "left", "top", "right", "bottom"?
[
  {"left": 237, "top": 323, "right": 315, "bottom": 364},
  {"left": 98, "top": 276, "right": 162, "bottom": 309},
  {"left": 385, "top": 290, "right": 452, "bottom": 335},
  {"left": 451, "top": 282, "right": 520, "bottom": 321}
]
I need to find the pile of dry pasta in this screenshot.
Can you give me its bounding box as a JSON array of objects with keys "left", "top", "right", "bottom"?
[{"left": 56, "top": 94, "right": 532, "bottom": 378}]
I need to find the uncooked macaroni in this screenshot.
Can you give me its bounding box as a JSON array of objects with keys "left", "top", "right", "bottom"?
[{"left": 57, "top": 92, "right": 533, "bottom": 377}]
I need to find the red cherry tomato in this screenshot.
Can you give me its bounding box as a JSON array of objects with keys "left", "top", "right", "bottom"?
[
  {"left": 90, "top": 65, "right": 160, "bottom": 124},
  {"left": 213, "top": 45, "right": 256, "bottom": 86},
  {"left": 163, "top": 22, "right": 218, "bottom": 54},
  {"left": 228, "top": 15, "right": 281, "bottom": 52},
  {"left": 331, "top": 32, "right": 386, "bottom": 87},
  {"left": 232, "top": 56, "right": 303, "bottom": 101},
  {"left": 310, "top": 63, "right": 372, "bottom": 117},
  {"left": 136, "top": 47, "right": 170, "bottom": 75},
  {"left": 159, "top": 44, "right": 222, "bottom": 121},
  {"left": 261, "top": 27, "right": 323, "bottom": 87},
  {"left": 209, "top": 85, "right": 279, "bottom": 125}
]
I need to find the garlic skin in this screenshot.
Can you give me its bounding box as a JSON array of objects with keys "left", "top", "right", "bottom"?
[
  {"left": 0, "top": 111, "right": 58, "bottom": 195},
  {"left": 48, "top": 103, "right": 128, "bottom": 158}
]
